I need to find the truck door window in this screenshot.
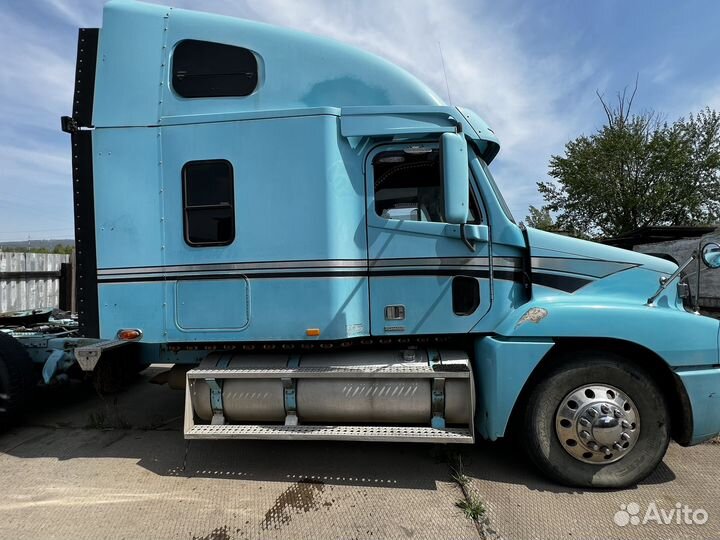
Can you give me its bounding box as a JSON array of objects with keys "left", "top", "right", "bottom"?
[
  {"left": 182, "top": 160, "right": 235, "bottom": 246},
  {"left": 172, "top": 39, "right": 258, "bottom": 98},
  {"left": 373, "top": 149, "right": 482, "bottom": 224}
]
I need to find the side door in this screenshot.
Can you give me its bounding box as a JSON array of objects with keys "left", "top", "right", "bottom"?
[{"left": 366, "top": 141, "right": 492, "bottom": 336}]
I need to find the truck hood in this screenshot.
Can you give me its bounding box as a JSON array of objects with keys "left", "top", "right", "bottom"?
[{"left": 525, "top": 228, "right": 677, "bottom": 293}]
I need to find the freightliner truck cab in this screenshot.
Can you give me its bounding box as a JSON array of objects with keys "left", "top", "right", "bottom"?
[{"left": 59, "top": 0, "right": 720, "bottom": 488}]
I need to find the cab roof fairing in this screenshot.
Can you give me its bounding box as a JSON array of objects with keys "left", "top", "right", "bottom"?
[{"left": 94, "top": 0, "right": 455, "bottom": 128}]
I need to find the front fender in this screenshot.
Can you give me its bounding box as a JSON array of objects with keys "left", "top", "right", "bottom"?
[{"left": 495, "top": 300, "right": 719, "bottom": 368}]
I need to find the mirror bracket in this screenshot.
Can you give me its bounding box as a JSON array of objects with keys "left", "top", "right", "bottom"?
[
  {"left": 646, "top": 251, "right": 696, "bottom": 307},
  {"left": 460, "top": 224, "right": 476, "bottom": 252}
]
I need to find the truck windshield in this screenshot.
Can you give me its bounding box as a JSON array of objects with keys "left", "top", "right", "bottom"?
[{"left": 477, "top": 158, "right": 515, "bottom": 224}]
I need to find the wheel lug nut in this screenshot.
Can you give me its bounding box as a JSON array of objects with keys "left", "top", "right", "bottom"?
[
  {"left": 613, "top": 443, "right": 623, "bottom": 451},
  {"left": 580, "top": 430, "right": 591, "bottom": 440},
  {"left": 621, "top": 420, "right": 631, "bottom": 429},
  {"left": 579, "top": 418, "right": 591, "bottom": 427},
  {"left": 614, "top": 409, "right": 623, "bottom": 418},
  {"left": 602, "top": 446, "right": 611, "bottom": 455},
  {"left": 620, "top": 432, "right": 631, "bottom": 442},
  {"left": 600, "top": 404, "right": 610, "bottom": 414},
  {"left": 587, "top": 407, "right": 598, "bottom": 417},
  {"left": 591, "top": 443, "right": 600, "bottom": 451}
]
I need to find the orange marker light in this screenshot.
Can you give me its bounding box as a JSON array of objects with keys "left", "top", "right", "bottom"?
[
  {"left": 305, "top": 328, "right": 321, "bottom": 337},
  {"left": 117, "top": 328, "right": 143, "bottom": 341}
]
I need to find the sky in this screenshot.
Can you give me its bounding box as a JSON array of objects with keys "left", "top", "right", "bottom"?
[{"left": 1, "top": 0, "right": 719, "bottom": 242}]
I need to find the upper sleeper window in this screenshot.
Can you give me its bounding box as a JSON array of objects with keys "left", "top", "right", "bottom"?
[
  {"left": 183, "top": 160, "right": 235, "bottom": 247},
  {"left": 172, "top": 39, "right": 258, "bottom": 98}
]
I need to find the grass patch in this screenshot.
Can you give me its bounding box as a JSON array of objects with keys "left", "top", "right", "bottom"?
[{"left": 456, "top": 494, "right": 486, "bottom": 522}]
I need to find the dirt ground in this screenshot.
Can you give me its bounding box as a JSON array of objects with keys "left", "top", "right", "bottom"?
[{"left": 0, "top": 366, "right": 718, "bottom": 540}]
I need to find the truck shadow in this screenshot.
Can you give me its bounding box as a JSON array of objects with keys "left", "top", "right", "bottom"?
[{"left": 0, "top": 368, "right": 676, "bottom": 494}]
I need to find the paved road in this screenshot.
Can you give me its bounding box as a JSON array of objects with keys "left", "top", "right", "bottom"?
[{"left": 0, "top": 367, "right": 718, "bottom": 539}]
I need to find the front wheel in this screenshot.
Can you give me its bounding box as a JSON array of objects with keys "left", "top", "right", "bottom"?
[{"left": 523, "top": 351, "right": 670, "bottom": 488}]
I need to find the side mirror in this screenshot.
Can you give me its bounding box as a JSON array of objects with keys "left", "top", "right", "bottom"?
[
  {"left": 701, "top": 242, "right": 720, "bottom": 268},
  {"left": 441, "top": 132, "right": 469, "bottom": 224}
]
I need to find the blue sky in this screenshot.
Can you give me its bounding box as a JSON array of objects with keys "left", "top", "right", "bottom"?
[{"left": 1, "top": 0, "right": 719, "bottom": 241}]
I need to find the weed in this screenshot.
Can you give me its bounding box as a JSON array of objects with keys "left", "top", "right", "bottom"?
[
  {"left": 456, "top": 493, "right": 486, "bottom": 522},
  {"left": 450, "top": 454, "right": 470, "bottom": 487}
]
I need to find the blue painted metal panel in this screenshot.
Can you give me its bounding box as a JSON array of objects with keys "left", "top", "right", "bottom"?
[
  {"left": 676, "top": 368, "right": 720, "bottom": 443},
  {"left": 494, "top": 267, "right": 720, "bottom": 368},
  {"left": 474, "top": 336, "right": 554, "bottom": 440},
  {"left": 93, "top": 127, "right": 163, "bottom": 269},
  {"left": 176, "top": 279, "right": 249, "bottom": 331},
  {"left": 528, "top": 227, "right": 677, "bottom": 274},
  {"left": 94, "top": 1, "right": 167, "bottom": 127},
  {"left": 164, "top": 277, "right": 368, "bottom": 342},
  {"left": 98, "top": 282, "right": 167, "bottom": 341},
  {"left": 159, "top": 114, "right": 365, "bottom": 265},
  {"left": 369, "top": 276, "right": 491, "bottom": 335},
  {"left": 365, "top": 144, "right": 493, "bottom": 335}
]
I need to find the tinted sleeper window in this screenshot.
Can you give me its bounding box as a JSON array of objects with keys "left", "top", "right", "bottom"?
[
  {"left": 183, "top": 160, "right": 235, "bottom": 246},
  {"left": 172, "top": 39, "right": 258, "bottom": 98}
]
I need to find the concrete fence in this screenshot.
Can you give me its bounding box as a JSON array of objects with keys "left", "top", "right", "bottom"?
[{"left": 0, "top": 252, "right": 71, "bottom": 312}]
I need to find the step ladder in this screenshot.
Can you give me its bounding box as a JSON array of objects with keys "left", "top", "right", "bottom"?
[{"left": 183, "top": 349, "right": 475, "bottom": 444}]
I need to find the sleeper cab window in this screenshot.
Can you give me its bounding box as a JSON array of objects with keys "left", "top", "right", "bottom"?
[
  {"left": 172, "top": 39, "right": 258, "bottom": 98},
  {"left": 372, "top": 149, "right": 482, "bottom": 224},
  {"left": 182, "top": 160, "right": 235, "bottom": 247}
]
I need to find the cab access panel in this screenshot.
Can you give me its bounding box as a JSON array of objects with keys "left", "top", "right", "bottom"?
[{"left": 94, "top": 112, "right": 372, "bottom": 344}]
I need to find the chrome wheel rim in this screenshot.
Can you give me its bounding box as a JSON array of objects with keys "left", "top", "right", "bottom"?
[{"left": 555, "top": 384, "right": 640, "bottom": 464}]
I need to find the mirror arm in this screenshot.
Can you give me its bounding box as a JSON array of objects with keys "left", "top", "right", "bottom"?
[
  {"left": 460, "top": 224, "right": 476, "bottom": 252},
  {"left": 646, "top": 251, "right": 696, "bottom": 306}
]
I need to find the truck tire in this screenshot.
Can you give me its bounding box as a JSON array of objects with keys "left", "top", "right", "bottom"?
[
  {"left": 523, "top": 351, "right": 670, "bottom": 488},
  {"left": 0, "top": 332, "right": 36, "bottom": 429}
]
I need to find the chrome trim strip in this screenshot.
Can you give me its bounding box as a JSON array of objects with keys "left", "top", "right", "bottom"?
[
  {"left": 370, "top": 257, "right": 491, "bottom": 267},
  {"left": 98, "top": 257, "right": 523, "bottom": 277},
  {"left": 98, "top": 259, "right": 367, "bottom": 276},
  {"left": 531, "top": 257, "right": 636, "bottom": 278}
]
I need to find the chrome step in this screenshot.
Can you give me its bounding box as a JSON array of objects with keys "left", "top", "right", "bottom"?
[
  {"left": 185, "top": 424, "right": 474, "bottom": 443},
  {"left": 187, "top": 362, "right": 471, "bottom": 380}
]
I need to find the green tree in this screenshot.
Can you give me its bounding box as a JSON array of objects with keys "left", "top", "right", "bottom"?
[
  {"left": 537, "top": 84, "right": 720, "bottom": 238},
  {"left": 524, "top": 205, "right": 557, "bottom": 232},
  {"left": 52, "top": 244, "right": 74, "bottom": 254}
]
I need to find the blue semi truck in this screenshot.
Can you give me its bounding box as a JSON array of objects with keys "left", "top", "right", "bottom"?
[{"left": 1, "top": 0, "right": 719, "bottom": 488}]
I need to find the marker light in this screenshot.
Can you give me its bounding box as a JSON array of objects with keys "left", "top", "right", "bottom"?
[
  {"left": 305, "top": 328, "right": 321, "bottom": 337},
  {"left": 117, "top": 328, "right": 143, "bottom": 341}
]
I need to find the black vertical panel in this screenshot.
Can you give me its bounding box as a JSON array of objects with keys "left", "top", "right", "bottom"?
[
  {"left": 72, "top": 131, "right": 99, "bottom": 337},
  {"left": 69, "top": 28, "right": 100, "bottom": 337},
  {"left": 72, "top": 28, "right": 99, "bottom": 127}
]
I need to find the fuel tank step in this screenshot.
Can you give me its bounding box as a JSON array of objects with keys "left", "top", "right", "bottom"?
[
  {"left": 187, "top": 361, "right": 471, "bottom": 379},
  {"left": 185, "top": 424, "right": 474, "bottom": 443},
  {"left": 183, "top": 348, "right": 475, "bottom": 444}
]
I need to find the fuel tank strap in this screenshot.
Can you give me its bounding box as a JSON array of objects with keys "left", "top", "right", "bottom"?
[
  {"left": 283, "top": 355, "right": 300, "bottom": 426},
  {"left": 208, "top": 354, "right": 231, "bottom": 425}
]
